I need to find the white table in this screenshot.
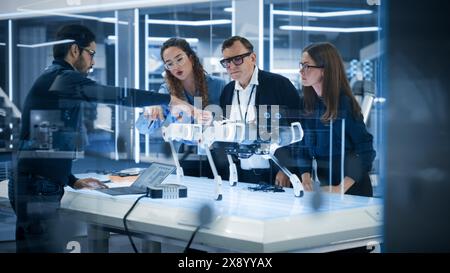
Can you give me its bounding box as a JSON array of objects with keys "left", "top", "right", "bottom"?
[{"left": 60, "top": 174, "right": 383, "bottom": 252}]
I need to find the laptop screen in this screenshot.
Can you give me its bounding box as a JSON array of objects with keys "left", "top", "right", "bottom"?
[{"left": 132, "top": 162, "right": 176, "bottom": 189}]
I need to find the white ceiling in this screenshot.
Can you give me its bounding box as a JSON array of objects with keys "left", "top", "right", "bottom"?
[{"left": 0, "top": 0, "right": 211, "bottom": 20}]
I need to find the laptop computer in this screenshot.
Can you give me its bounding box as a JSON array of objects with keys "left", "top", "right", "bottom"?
[{"left": 97, "top": 162, "right": 176, "bottom": 196}]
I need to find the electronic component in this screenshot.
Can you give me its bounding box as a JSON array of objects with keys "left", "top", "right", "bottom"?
[{"left": 147, "top": 184, "right": 188, "bottom": 199}]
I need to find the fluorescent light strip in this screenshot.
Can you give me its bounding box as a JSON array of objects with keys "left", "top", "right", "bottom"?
[
  {"left": 134, "top": 8, "right": 140, "bottom": 164},
  {"left": 3, "top": 0, "right": 210, "bottom": 20},
  {"left": 0, "top": 42, "right": 5, "bottom": 46},
  {"left": 134, "top": 9, "right": 140, "bottom": 91},
  {"left": 272, "top": 9, "right": 372, "bottom": 17},
  {"left": 144, "top": 14, "right": 150, "bottom": 157},
  {"left": 149, "top": 37, "right": 199, "bottom": 43},
  {"left": 98, "top": 17, "right": 129, "bottom": 25},
  {"left": 225, "top": 7, "right": 372, "bottom": 17},
  {"left": 114, "top": 10, "right": 119, "bottom": 161},
  {"left": 146, "top": 19, "right": 231, "bottom": 26},
  {"left": 107, "top": 35, "right": 199, "bottom": 43},
  {"left": 258, "top": 0, "right": 264, "bottom": 69},
  {"left": 15, "top": 8, "right": 128, "bottom": 25},
  {"left": 269, "top": 3, "right": 274, "bottom": 71},
  {"left": 280, "top": 26, "right": 379, "bottom": 33},
  {"left": 231, "top": 0, "right": 236, "bottom": 36},
  {"left": 17, "top": 39, "right": 74, "bottom": 48},
  {"left": 8, "top": 20, "right": 13, "bottom": 100}
]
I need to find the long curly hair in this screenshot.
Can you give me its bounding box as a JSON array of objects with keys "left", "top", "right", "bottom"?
[
  {"left": 302, "top": 42, "right": 361, "bottom": 122},
  {"left": 160, "top": 38, "right": 208, "bottom": 107}
]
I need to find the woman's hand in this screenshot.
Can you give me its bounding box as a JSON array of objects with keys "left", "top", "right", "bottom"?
[
  {"left": 143, "top": 106, "right": 164, "bottom": 121},
  {"left": 169, "top": 95, "right": 194, "bottom": 120},
  {"left": 321, "top": 176, "right": 355, "bottom": 194},
  {"left": 301, "top": 173, "right": 314, "bottom": 191},
  {"left": 275, "top": 171, "right": 291, "bottom": 187}
]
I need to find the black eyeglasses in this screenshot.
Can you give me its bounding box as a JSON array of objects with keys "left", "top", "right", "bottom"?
[
  {"left": 299, "top": 62, "right": 323, "bottom": 73},
  {"left": 220, "top": 52, "right": 253, "bottom": 68},
  {"left": 81, "top": 47, "right": 96, "bottom": 58}
]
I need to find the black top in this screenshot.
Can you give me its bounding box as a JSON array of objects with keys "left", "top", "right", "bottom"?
[{"left": 17, "top": 59, "right": 170, "bottom": 187}]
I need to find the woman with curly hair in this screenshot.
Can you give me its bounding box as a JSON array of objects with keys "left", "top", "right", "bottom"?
[
  {"left": 137, "top": 38, "right": 225, "bottom": 128},
  {"left": 136, "top": 38, "right": 226, "bottom": 176}
]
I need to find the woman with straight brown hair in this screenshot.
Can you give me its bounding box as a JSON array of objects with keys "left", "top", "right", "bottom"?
[{"left": 277, "top": 42, "right": 375, "bottom": 197}]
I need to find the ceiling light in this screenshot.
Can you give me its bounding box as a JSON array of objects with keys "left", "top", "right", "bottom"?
[
  {"left": 10, "top": 9, "right": 128, "bottom": 25},
  {"left": 17, "top": 39, "right": 74, "bottom": 48},
  {"left": 107, "top": 36, "right": 199, "bottom": 43},
  {"left": 273, "top": 9, "right": 372, "bottom": 17},
  {"left": 279, "top": 26, "right": 379, "bottom": 33},
  {"left": 148, "top": 37, "right": 199, "bottom": 43},
  {"left": 225, "top": 7, "right": 372, "bottom": 17},
  {"left": 146, "top": 19, "right": 231, "bottom": 26}
]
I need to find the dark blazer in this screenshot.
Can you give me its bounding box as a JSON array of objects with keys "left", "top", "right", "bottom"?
[
  {"left": 220, "top": 68, "right": 301, "bottom": 129},
  {"left": 17, "top": 59, "right": 170, "bottom": 187}
]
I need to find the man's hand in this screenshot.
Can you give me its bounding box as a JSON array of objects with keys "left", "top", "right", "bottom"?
[
  {"left": 275, "top": 171, "right": 291, "bottom": 187},
  {"left": 143, "top": 106, "right": 164, "bottom": 121},
  {"left": 73, "top": 178, "right": 108, "bottom": 190},
  {"left": 301, "top": 172, "right": 313, "bottom": 191}
]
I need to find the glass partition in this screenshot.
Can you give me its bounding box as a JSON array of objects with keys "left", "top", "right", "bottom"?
[
  {"left": 268, "top": 0, "right": 382, "bottom": 197},
  {"left": 0, "top": 0, "right": 384, "bottom": 253},
  {"left": 138, "top": 1, "right": 232, "bottom": 178},
  {"left": 0, "top": 20, "right": 6, "bottom": 93}
]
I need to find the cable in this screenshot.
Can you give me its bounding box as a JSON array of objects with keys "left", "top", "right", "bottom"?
[
  {"left": 183, "top": 204, "right": 213, "bottom": 253},
  {"left": 184, "top": 226, "right": 201, "bottom": 253},
  {"left": 123, "top": 191, "right": 149, "bottom": 253}
]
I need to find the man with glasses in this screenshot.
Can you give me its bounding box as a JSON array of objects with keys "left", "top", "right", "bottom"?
[
  {"left": 218, "top": 36, "right": 301, "bottom": 185},
  {"left": 9, "top": 24, "right": 191, "bottom": 252}
]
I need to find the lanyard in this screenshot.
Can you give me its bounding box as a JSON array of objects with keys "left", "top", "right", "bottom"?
[{"left": 236, "top": 84, "right": 256, "bottom": 123}]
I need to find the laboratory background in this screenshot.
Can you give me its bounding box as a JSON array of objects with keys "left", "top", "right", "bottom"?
[{"left": 0, "top": 0, "right": 448, "bottom": 254}]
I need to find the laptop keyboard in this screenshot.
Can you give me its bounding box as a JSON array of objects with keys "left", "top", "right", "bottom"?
[{"left": 96, "top": 186, "right": 146, "bottom": 196}]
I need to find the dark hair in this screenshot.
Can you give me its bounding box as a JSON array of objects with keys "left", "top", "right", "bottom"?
[
  {"left": 302, "top": 42, "right": 361, "bottom": 122},
  {"left": 160, "top": 38, "right": 208, "bottom": 107},
  {"left": 221, "top": 36, "right": 254, "bottom": 52},
  {"left": 53, "top": 24, "right": 96, "bottom": 59}
]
